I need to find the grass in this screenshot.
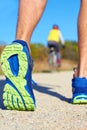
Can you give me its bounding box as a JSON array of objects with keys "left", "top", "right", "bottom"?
[{"left": 33, "top": 59, "right": 77, "bottom": 73}]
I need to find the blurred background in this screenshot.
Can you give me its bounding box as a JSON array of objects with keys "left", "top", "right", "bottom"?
[{"left": 0, "top": 0, "right": 80, "bottom": 73}]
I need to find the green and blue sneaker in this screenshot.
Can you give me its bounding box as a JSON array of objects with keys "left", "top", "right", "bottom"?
[
  {"left": 1, "top": 40, "right": 36, "bottom": 110},
  {"left": 72, "top": 77, "right": 87, "bottom": 104}
]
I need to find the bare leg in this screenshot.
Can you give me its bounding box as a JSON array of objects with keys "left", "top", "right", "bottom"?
[
  {"left": 0, "top": 0, "right": 48, "bottom": 111},
  {"left": 76, "top": 0, "right": 87, "bottom": 78},
  {"left": 16, "top": 0, "right": 47, "bottom": 47}
]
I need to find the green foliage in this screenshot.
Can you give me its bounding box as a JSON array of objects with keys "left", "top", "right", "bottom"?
[
  {"left": 30, "top": 43, "right": 48, "bottom": 61},
  {"left": 61, "top": 41, "right": 78, "bottom": 61}
]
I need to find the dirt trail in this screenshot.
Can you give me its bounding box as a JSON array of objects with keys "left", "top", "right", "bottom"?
[{"left": 0, "top": 71, "right": 87, "bottom": 130}]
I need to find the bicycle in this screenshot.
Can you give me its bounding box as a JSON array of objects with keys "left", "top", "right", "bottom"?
[{"left": 48, "top": 47, "right": 61, "bottom": 70}]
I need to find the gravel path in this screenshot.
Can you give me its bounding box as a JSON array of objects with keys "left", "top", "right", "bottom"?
[{"left": 0, "top": 71, "right": 87, "bottom": 130}]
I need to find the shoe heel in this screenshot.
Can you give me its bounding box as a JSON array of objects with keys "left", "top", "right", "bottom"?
[{"left": 1, "top": 43, "right": 35, "bottom": 110}]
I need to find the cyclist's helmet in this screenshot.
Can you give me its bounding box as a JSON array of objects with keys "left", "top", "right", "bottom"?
[{"left": 53, "top": 24, "right": 59, "bottom": 30}]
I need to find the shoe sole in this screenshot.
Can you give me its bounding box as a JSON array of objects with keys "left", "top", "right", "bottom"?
[
  {"left": 72, "top": 94, "right": 87, "bottom": 104},
  {"left": 1, "top": 43, "right": 35, "bottom": 111}
]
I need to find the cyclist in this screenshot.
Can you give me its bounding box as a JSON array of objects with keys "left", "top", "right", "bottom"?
[{"left": 47, "top": 25, "right": 65, "bottom": 66}]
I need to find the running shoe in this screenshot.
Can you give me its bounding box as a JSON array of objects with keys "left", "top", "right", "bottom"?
[
  {"left": 1, "top": 40, "right": 36, "bottom": 110},
  {"left": 72, "top": 77, "right": 87, "bottom": 104}
]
